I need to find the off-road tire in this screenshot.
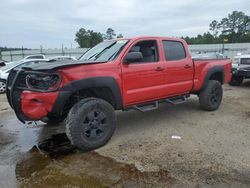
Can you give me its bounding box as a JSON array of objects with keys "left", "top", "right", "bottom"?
[
  {"left": 229, "top": 76, "right": 243, "bottom": 86},
  {"left": 66, "top": 97, "right": 116, "bottom": 151},
  {"left": 199, "top": 80, "right": 223, "bottom": 111}
]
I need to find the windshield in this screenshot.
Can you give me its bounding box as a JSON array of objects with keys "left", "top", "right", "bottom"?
[
  {"left": 79, "top": 40, "right": 129, "bottom": 62},
  {"left": 241, "top": 58, "right": 250, "bottom": 65}
]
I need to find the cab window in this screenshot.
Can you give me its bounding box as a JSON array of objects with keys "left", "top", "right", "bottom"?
[
  {"left": 129, "top": 40, "right": 159, "bottom": 63},
  {"left": 163, "top": 41, "right": 186, "bottom": 61}
]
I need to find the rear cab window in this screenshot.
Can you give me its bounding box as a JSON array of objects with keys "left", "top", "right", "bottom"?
[{"left": 163, "top": 41, "right": 186, "bottom": 61}]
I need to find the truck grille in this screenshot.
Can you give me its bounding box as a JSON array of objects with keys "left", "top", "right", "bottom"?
[
  {"left": 7, "top": 70, "right": 28, "bottom": 89},
  {"left": 6, "top": 70, "right": 28, "bottom": 108},
  {"left": 15, "top": 73, "right": 27, "bottom": 88},
  {"left": 7, "top": 70, "right": 17, "bottom": 87}
]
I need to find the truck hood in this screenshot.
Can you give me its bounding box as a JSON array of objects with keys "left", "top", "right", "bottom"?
[{"left": 20, "top": 60, "right": 107, "bottom": 72}]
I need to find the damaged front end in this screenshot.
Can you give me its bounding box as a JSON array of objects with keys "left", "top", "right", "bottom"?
[{"left": 6, "top": 69, "right": 61, "bottom": 123}]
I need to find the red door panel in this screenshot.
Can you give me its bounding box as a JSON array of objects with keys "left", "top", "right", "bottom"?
[
  {"left": 160, "top": 40, "right": 194, "bottom": 96},
  {"left": 122, "top": 62, "right": 166, "bottom": 105},
  {"left": 121, "top": 39, "right": 169, "bottom": 106}
]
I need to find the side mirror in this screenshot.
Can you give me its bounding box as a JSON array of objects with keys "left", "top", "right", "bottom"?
[{"left": 124, "top": 52, "right": 143, "bottom": 64}]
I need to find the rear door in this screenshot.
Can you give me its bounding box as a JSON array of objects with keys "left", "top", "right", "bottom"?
[
  {"left": 121, "top": 40, "right": 167, "bottom": 105},
  {"left": 161, "top": 40, "right": 194, "bottom": 95}
]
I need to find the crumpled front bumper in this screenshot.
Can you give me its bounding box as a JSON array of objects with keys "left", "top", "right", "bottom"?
[
  {"left": 6, "top": 70, "right": 61, "bottom": 123},
  {"left": 21, "top": 91, "right": 59, "bottom": 121}
]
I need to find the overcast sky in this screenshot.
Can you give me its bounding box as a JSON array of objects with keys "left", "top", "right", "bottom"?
[{"left": 0, "top": 0, "right": 249, "bottom": 48}]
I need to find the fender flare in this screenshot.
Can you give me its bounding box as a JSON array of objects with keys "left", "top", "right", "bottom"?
[
  {"left": 201, "top": 66, "right": 224, "bottom": 91},
  {"left": 51, "top": 77, "right": 123, "bottom": 115}
]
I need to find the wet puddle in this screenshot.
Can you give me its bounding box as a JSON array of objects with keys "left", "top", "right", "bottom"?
[
  {"left": 0, "top": 112, "right": 174, "bottom": 188},
  {"left": 15, "top": 133, "right": 174, "bottom": 188},
  {"left": 2, "top": 108, "right": 250, "bottom": 187}
]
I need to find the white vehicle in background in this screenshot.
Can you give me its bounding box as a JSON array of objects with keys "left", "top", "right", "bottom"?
[
  {"left": 0, "top": 59, "right": 48, "bottom": 93},
  {"left": 24, "top": 54, "right": 46, "bottom": 60},
  {"left": 230, "top": 52, "right": 250, "bottom": 86},
  {"left": 191, "top": 52, "right": 226, "bottom": 59},
  {"left": 49, "top": 56, "right": 77, "bottom": 61}
]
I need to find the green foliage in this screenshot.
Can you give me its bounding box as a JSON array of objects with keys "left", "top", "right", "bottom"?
[
  {"left": 209, "top": 20, "right": 219, "bottom": 37},
  {"left": 184, "top": 11, "right": 250, "bottom": 44},
  {"left": 117, "top": 34, "right": 123, "bottom": 38},
  {"left": 104, "top": 28, "right": 116, "bottom": 40},
  {"left": 75, "top": 28, "right": 103, "bottom": 48},
  {"left": 75, "top": 28, "right": 123, "bottom": 47}
]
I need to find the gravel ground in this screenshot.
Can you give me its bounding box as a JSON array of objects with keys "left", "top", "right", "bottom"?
[{"left": 0, "top": 82, "right": 250, "bottom": 187}]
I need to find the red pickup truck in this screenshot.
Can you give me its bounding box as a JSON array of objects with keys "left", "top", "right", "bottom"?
[{"left": 6, "top": 36, "right": 231, "bottom": 150}]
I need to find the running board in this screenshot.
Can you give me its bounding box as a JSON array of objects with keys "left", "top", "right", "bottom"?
[
  {"left": 133, "top": 101, "right": 159, "bottom": 112},
  {"left": 166, "top": 95, "right": 188, "bottom": 105},
  {"left": 131, "top": 94, "right": 189, "bottom": 112}
]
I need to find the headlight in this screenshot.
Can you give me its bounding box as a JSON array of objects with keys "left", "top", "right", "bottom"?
[{"left": 25, "top": 73, "right": 61, "bottom": 91}]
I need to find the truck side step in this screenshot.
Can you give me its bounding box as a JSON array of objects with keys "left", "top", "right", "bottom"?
[
  {"left": 130, "top": 94, "right": 189, "bottom": 113},
  {"left": 166, "top": 95, "right": 189, "bottom": 105},
  {"left": 133, "top": 101, "right": 159, "bottom": 112}
]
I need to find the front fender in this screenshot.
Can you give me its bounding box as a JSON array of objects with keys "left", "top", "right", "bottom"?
[{"left": 51, "top": 77, "right": 123, "bottom": 115}]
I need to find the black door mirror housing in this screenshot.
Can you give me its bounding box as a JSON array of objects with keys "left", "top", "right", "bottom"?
[{"left": 124, "top": 52, "right": 143, "bottom": 64}]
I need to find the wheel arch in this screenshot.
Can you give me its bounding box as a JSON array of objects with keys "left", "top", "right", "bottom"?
[
  {"left": 50, "top": 77, "right": 123, "bottom": 117},
  {"left": 201, "top": 66, "right": 224, "bottom": 91}
]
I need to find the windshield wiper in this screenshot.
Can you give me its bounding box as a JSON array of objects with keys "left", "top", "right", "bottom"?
[{"left": 85, "top": 41, "right": 116, "bottom": 61}]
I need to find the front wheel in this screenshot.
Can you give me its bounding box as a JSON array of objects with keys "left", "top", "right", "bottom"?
[
  {"left": 199, "top": 80, "right": 223, "bottom": 111},
  {"left": 66, "top": 98, "right": 116, "bottom": 151},
  {"left": 0, "top": 79, "right": 6, "bottom": 94}
]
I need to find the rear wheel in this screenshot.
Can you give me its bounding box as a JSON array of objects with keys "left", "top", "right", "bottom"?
[
  {"left": 199, "top": 80, "right": 223, "bottom": 111},
  {"left": 229, "top": 76, "right": 243, "bottom": 86},
  {"left": 0, "top": 79, "right": 6, "bottom": 94},
  {"left": 66, "top": 98, "right": 116, "bottom": 151}
]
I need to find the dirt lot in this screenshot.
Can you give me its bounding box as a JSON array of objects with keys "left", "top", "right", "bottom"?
[{"left": 0, "top": 82, "right": 250, "bottom": 188}]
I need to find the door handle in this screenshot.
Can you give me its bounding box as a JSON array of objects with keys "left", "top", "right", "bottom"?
[
  {"left": 184, "top": 64, "right": 191, "bottom": 69},
  {"left": 155, "top": 67, "right": 164, "bottom": 71}
]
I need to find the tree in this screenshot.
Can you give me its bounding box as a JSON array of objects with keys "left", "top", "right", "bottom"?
[
  {"left": 117, "top": 34, "right": 123, "bottom": 38},
  {"left": 185, "top": 11, "right": 250, "bottom": 44},
  {"left": 88, "top": 30, "right": 103, "bottom": 47},
  {"left": 75, "top": 28, "right": 89, "bottom": 48},
  {"left": 218, "top": 11, "right": 249, "bottom": 42},
  {"left": 105, "top": 28, "right": 116, "bottom": 40},
  {"left": 209, "top": 20, "right": 219, "bottom": 37},
  {"left": 75, "top": 28, "right": 103, "bottom": 48},
  {"left": 240, "top": 15, "right": 250, "bottom": 34}
]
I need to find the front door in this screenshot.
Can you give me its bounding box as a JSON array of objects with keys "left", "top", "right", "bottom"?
[{"left": 121, "top": 40, "right": 166, "bottom": 106}]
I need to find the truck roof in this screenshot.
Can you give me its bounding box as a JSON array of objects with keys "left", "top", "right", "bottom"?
[{"left": 111, "top": 36, "right": 185, "bottom": 42}]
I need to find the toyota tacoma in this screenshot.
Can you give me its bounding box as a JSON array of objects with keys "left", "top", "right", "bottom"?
[{"left": 6, "top": 37, "right": 232, "bottom": 150}]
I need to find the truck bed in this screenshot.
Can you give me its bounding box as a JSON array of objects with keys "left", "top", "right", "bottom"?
[{"left": 192, "top": 58, "right": 232, "bottom": 91}]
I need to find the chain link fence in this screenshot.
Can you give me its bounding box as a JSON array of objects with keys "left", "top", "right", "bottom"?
[
  {"left": 1, "top": 43, "right": 250, "bottom": 62},
  {"left": 189, "top": 43, "right": 250, "bottom": 58},
  {"left": 0, "top": 47, "right": 88, "bottom": 61}
]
